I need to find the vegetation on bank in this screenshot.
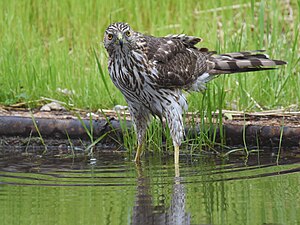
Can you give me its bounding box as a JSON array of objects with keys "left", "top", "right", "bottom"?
[{"left": 0, "top": 0, "right": 299, "bottom": 152}]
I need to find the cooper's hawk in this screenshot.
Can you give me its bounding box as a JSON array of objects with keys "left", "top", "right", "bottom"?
[{"left": 103, "top": 22, "right": 286, "bottom": 164}]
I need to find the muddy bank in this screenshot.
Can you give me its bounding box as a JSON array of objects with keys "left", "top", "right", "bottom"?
[{"left": 0, "top": 107, "right": 299, "bottom": 149}]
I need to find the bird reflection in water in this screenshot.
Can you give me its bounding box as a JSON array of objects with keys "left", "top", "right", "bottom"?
[{"left": 131, "top": 163, "right": 191, "bottom": 225}]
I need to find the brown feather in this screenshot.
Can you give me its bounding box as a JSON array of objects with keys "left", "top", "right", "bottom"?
[{"left": 209, "top": 50, "right": 286, "bottom": 75}]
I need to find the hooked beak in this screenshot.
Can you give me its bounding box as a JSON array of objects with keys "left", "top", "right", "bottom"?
[{"left": 117, "top": 32, "right": 123, "bottom": 48}]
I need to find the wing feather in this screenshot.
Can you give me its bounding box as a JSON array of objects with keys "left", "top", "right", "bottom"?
[{"left": 144, "top": 36, "right": 208, "bottom": 88}]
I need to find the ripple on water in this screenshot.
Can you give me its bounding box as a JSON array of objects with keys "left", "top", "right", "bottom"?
[
  {"left": 1, "top": 147, "right": 300, "bottom": 225},
  {"left": 1, "top": 148, "right": 300, "bottom": 186}
]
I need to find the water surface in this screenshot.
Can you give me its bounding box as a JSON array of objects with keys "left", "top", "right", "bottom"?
[{"left": 1, "top": 148, "right": 300, "bottom": 225}]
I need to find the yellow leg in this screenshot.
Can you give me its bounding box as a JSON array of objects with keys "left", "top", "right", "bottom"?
[
  {"left": 134, "top": 144, "right": 143, "bottom": 163},
  {"left": 174, "top": 145, "right": 179, "bottom": 165},
  {"left": 175, "top": 162, "right": 180, "bottom": 178}
]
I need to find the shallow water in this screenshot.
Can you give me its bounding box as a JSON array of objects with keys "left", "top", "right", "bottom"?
[{"left": 1, "top": 148, "right": 300, "bottom": 225}]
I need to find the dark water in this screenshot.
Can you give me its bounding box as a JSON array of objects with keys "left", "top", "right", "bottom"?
[{"left": 1, "top": 148, "right": 300, "bottom": 225}]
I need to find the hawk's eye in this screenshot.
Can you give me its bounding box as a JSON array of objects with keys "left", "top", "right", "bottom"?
[
  {"left": 107, "top": 34, "right": 113, "bottom": 40},
  {"left": 125, "top": 31, "right": 131, "bottom": 37}
]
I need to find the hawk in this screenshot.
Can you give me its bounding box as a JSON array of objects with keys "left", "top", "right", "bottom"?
[{"left": 103, "top": 22, "right": 286, "bottom": 164}]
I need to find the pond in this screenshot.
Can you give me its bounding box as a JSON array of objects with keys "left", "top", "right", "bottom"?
[{"left": 0, "top": 148, "right": 300, "bottom": 225}]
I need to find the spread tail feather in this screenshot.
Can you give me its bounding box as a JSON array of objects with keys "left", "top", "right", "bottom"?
[
  {"left": 191, "top": 50, "right": 286, "bottom": 92},
  {"left": 208, "top": 50, "right": 287, "bottom": 75}
]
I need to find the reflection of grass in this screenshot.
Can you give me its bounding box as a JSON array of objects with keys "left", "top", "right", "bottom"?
[{"left": 0, "top": 1, "right": 298, "bottom": 155}]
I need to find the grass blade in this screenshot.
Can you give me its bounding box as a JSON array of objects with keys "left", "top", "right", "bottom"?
[{"left": 93, "top": 48, "right": 116, "bottom": 105}]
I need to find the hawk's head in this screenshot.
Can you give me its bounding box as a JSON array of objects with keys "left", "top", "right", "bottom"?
[{"left": 104, "top": 22, "right": 137, "bottom": 55}]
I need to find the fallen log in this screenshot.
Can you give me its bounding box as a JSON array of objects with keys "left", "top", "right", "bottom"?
[{"left": 0, "top": 112, "right": 299, "bottom": 148}]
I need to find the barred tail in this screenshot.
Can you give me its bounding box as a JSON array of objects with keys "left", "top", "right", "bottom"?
[{"left": 208, "top": 50, "right": 287, "bottom": 75}]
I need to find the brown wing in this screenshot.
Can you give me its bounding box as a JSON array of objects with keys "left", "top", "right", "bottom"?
[{"left": 144, "top": 35, "right": 208, "bottom": 88}]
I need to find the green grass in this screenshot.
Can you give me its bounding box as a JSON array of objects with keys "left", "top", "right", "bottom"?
[
  {"left": 0, "top": 0, "right": 298, "bottom": 110},
  {"left": 0, "top": 0, "right": 299, "bottom": 152}
]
